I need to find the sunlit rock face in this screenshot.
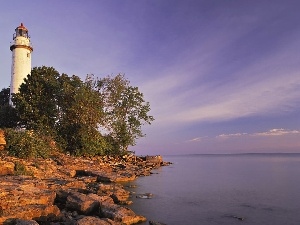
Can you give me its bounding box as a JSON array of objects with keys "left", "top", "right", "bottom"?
[{"left": 0, "top": 153, "right": 167, "bottom": 224}]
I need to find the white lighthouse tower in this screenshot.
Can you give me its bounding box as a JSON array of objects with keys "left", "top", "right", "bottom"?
[{"left": 9, "top": 23, "right": 33, "bottom": 104}]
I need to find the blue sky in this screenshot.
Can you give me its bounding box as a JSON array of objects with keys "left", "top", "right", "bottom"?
[{"left": 1, "top": 0, "right": 300, "bottom": 155}]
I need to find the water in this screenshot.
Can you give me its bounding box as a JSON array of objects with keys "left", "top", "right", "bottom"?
[{"left": 126, "top": 154, "right": 300, "bottom": 225}]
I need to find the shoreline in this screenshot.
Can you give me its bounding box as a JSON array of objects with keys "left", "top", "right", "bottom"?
[{"left": 0, "top": 152, "right": 171, "bottom": 225}]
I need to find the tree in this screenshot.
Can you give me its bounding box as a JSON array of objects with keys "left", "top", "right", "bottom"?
[
  {"left": 13, "top": 66, "right": 61, "bottom": 135},
  {"left": 7, "top": 67, "right": 154, "bottom": 156},
  {"left": 55, "top": 74, "right": 106, "bottom": 155},
  {"left": 0, "top": 87, "right": 10, "bottom": 106},
  {"left": 97, "top": 74, "right": 154, "bottom": 152},
  {"left": 0, "top": 88, "right": 18, "bottom": 128}
]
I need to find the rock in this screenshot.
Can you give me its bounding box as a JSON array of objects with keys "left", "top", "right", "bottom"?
[
  {"left": 149, "top": 221, "right": 167, "bottom": 225},
  {"left": 225, "top": 214, "right": 246, "bottom": 221},
  {"left": 233, "top": 215, "right": 245, "bottom": 221},
  {"left": 100, "top": 202, "right": 146, "bottom": 225},
  {"left": 15, "top": 219, "right": 40, "bottom": 225},
  {"left": 125, "top": 184, "right": 137, "bottom": 188},
  {"left": 145, "top": 155, "right": 163, "bottom": 165},
  {"left": 95, "top": 183, "right": 130, "bottom": 204},
  {"left": 0, "top": 205, "right": 60, "bottom": 224},
  {"left": 0, "top": 154, "right": 169, "bottom": 224},
  {"left": 88, "top": 193, "right": 115, "bottom": 205},
  {"left": 76, "top": 216, "right": 120, "bottom": 225},
  {"left": 93, "top": 171, "right": 136, "bottom": 183},
  {"left": 0, "top": 129, "right": 6, "bottom": 146},
  {"left": 0, "top": 180, "right": 57, "bottom": 209},
  {"left": 66, "top": 191, "right": 100, "bottom": 215},
  {"left": 136, "top": 193, "right": 153, "bottom": 199},
  {"left": 0, "top": 176, "right": 58, "bottom": 222},
  {"left": 0, "top": 161, "right": 14, "bottom": 175},
  {"left": 110, "top": 187, "right": 130, "bottom": 203}
]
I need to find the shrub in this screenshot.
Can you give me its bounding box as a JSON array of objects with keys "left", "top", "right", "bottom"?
[{"left": 4, "top": 128, "right": 55, "bottom": 159}]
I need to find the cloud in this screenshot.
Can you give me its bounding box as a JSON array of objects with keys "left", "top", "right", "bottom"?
[
  {"left": 216, "top": 128, "right": 300, "bottom": 139},
  {"left": 252, "top": 128, "right": 300, "bottom": 137},
  {"left": 141, "top": 36, "right": 300, "bottom": 126},
  {"left": 186, "top": 136, "right": 208, "bottom": 142},
  {"left": 217, "top": 133, "right": 248, "bottom": 139}
]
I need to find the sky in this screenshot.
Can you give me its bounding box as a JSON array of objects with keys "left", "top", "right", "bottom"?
[{"left": 1, "top": 0, "right": 300, "bottom": 155}]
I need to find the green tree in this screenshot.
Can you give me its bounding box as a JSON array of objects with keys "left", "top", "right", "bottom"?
[
  {"left": 13, "top": 66, "right": 61, "bottom": 135},
  {"left": 56, "top": 74, "right": 106, "bottom": 155},
  {"left": 97, "top": 74, "right": 154, "bottom": 152},
  {"left": 0, "top": 87, "right": 10, "bottom": 106},
  {"left": 8, "top": 67, "right": 154, "bottom": 156},
  {"left": 0, "top": 88, "right": 18, "bottom": 128}
]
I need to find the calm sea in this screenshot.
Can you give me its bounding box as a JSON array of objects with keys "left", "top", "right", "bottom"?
[{"left": 126, "top": 154, "right": 300, "bottom": 225}]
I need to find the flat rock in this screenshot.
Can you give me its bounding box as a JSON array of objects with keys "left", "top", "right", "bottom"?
[{"left": 0, "top": 204, "right": 60, "bottom": 224}]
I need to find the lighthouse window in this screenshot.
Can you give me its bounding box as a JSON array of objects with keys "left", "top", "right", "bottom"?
[
  {"left": 18, "top": 29, "right": 23, "bottom": 36},
  {"left": 27, "top": 53, "right": 30, "bottom": 58}
]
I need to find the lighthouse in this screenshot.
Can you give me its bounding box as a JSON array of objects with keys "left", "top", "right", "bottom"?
[{"left": 9, "top": 23, "right": 33, "bottom": 104}]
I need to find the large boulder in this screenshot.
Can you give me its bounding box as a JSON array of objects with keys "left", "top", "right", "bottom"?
[
  {"left": 76, "top": 216, "right": 120, "bottom": 225},
  {"left": 66, "top": 191, "right": 100, "bottom": 215},
  {"left": 97, "top": 183, "right": 130, "bottom": 204},
  {"left": 15, "top": 219, "right": 41, "bottom": 225},
  {"left": 86, "top": 193, "right": 146, "bottom": 225},
  {"left": 99, "top": 202, "right": 146, "bottom": 225}
]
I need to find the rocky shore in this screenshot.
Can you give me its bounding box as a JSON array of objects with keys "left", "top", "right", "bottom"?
[{"left": 0, "top": 152, "right": 170, "bottom": 225}]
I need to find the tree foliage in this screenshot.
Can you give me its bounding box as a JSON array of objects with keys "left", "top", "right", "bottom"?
[
  {"left": 13, "top": 67, "right": 61, "bottom": 134},
  {"left": 4, "top": 128, "right": 54, "bottom": 159},
  {"left": 0, "top": 88, "right": 19, "bottom": 128},
  {"left": 1, "top": 66, "right": 153, "bottom": 157},
  {"left": 97, "top": 74, "right": 154, "bottom": 151}
]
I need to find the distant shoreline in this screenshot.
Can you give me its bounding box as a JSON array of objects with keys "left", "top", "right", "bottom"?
[{"left": 162, "top": 152, "right": 300, "bottom": 157}]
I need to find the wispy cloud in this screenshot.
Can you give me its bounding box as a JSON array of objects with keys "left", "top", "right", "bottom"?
[
  {"left": 216, "top": 128, "right": 300, "bottom": 139},
  {"left": 252, "top": 128, "right": 300, "bottom": 137},
  {"left": 142, "top": 36, "right": 300, "bottom": 126},
  {"left": 186, "top": 136, "right": 208, "bottom": 142},
  {"left": 217, "top": 133, "right": 248, "bottom": 139}
]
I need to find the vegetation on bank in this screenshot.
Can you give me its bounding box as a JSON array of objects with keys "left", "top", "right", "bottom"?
[{"left": 0, "top": 66, "right": 154, "bottom": 158}]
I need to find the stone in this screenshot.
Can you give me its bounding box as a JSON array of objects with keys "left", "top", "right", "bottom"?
[
  {"left": 87, "top": 193, "right": 115, "bottom": 205},
  {"left": 0, "top": 154, "right": 168, "bottom": 224},
  {"left": 94, "top": 171, "right": 136, "bottom": 183},
  {"left": 0, "top": 205, "right": 60, "bottom": 224},
  {"left": 100, "top": 202, "right": 146, "bottom": 225},
  {"left": 149, "top": 221, "right": 167, "bottom": 225},
  {"left": 66, "top": 191, "right": 100, "bottom": 215},
  {"left": 105, "top": 186, "right": 130, "bottom": 204},
  {"left": 15, "top": 219, "right": 39, "bottom": 225},
  {"left": 145, "top": 155, "right": 163, "bottom": 165},
  {"left": 136, "top": 193, "right": 153, "bottom": 199},
  {"left": 0, "top": 161, "right": 15, "bottom": 175},
  {"left": 0, "top": 129, "right": 6, "bottom": 146},
  {"left": 76, "top": 216, "right": 120, "bottom": 225}
]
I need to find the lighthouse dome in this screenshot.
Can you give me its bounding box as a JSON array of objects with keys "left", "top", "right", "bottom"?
[
  {"left": 17, "top": 23, "right": 28, "bottom": 31},
  {"left": 14, "top": 23, "right": 29, "bottom": 39}
]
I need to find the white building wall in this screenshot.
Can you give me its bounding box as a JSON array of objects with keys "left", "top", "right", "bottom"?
[{"left": 10, "top": 36, "right": 32, "bottom": 103}]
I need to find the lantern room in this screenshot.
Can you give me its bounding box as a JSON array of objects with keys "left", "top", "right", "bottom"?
[{"left": 13, "top": 23, "right": 29, "bottom": 39}]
